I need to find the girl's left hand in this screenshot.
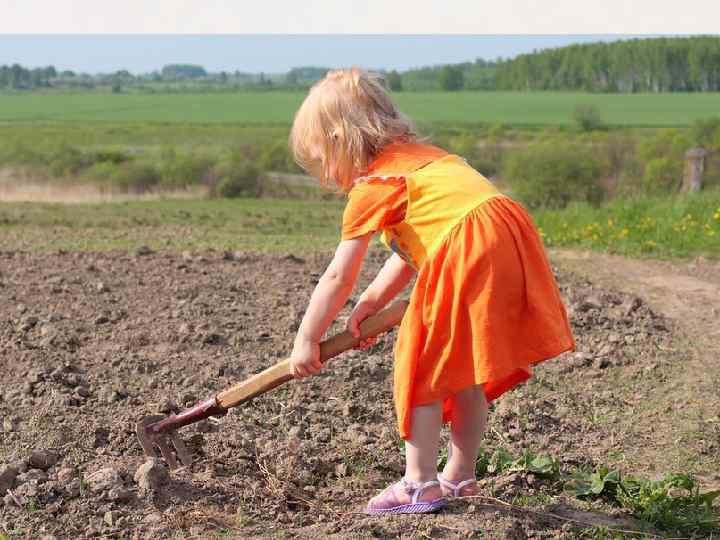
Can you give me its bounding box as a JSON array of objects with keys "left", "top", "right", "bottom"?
[{"left": 290, "top": 336, "right": 322, "bottom": 379}]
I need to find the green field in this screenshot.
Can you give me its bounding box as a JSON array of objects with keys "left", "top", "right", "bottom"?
[
  {"left": 0, "top": 198, "right": 344, "bottom": 252},
  {"left": 1, "top": 91, "right": 719, "bottom": 127},
  {"left": 1, "top": 191, "right": 718, "bottom": 258}
]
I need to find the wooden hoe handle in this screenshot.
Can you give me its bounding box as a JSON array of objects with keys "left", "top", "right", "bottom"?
[{"left": 216, "top": 300, "right": 408, "bottom": 410}]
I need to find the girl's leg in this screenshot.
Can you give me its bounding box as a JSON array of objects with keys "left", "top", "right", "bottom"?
[
  {"left": 404, "top": 401, "right": 443, "bottom": 482},
  {"left": 366, "top": 401, "right": 444, "bottom": 509},
  {"left": 442, "top": 384, "right": 488, "bottom": 482}
]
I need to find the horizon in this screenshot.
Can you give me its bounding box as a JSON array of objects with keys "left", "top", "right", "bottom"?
[{"left": 0, "top": 35, "right": 667, "bottom": 75}]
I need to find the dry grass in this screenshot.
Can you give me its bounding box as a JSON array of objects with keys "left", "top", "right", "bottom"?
[{"left": 0, "top": 169, "right": 208, "bottom": 203}]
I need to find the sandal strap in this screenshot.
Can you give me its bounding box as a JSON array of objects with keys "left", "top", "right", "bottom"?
[
  {"left": 400, "top": 478, "right": 441, "bottom": 505},
  {"left": 437, "top": 473, "right": 476, "bottom": 497}
]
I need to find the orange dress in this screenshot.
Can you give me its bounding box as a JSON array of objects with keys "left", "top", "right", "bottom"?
[{"left": 342, "top": 142, "right": 575, "bottom": 440}]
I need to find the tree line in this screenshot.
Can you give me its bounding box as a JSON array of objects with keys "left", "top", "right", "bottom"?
[{"left": 2, "top": 36, "right": 719, "bottom": 93}]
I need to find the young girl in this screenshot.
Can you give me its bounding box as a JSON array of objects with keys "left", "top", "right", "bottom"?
[{"left": 288, "top": 68, "right": 575, "bottom": 514}]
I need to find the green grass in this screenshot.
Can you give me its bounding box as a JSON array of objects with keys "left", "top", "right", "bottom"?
[
  {"left": 534, "top": 189, "right": 720, "bottom": 258},
  {"left": 1, "top": 91, "right": 719, "bottom": 127},
  {"left": 0, "top": 198, "right": 343, "bottom": 252},
  {"left": 2, "top": 192, "right": 719, "bottom": 258}
]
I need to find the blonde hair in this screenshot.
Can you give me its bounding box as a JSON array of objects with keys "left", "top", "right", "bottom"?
[{"left": 289, "top": 68, "right": 416, "bottom": 192}]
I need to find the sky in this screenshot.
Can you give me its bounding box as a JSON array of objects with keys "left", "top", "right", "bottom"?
[{"left": 0, "top": 35, "right": 661, "bottom": 75}]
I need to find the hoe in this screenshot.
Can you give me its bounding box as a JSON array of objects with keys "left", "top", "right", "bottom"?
[{"left": 136, "top": 300, "right": 408, "bottom": 469}]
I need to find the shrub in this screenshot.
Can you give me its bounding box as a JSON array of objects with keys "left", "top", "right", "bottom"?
[
  {"left": 440, "top": 132, "right": 501, "bottom": 176},
  {"left": 690, "top": 116, "right": 720, "bottom": 150},
  {"left": 637, "top": 128, "right": 692, "bottom": 193},
  {"left": 637, "top": 128, "right": 690, "bottom": 164},
  {"left": 503, "top": 141, "right": 605, "bottom": 209},
  {"left": 82, "top": 161, "right": 119, "bottom": 183},
  {"left": 158, "top": 147, "right": 213, "bottom": 188},
  {"left": 110, "top": 163, "right": 161, "bottom": 192},
  {"left": 643, "top": 157, "right": 682, "bottom": 193},
  {"left": 258, "top": 141, "right": 291, "bottom": 173},
  {"left": 89, "top": 149, "right": 130, "bottom": 165},
  {"left": 209, "top": 151, "right": 263, "bottom": 198},
  {"left": 573, "top": 104, "right": 605, "bottom": 132}
]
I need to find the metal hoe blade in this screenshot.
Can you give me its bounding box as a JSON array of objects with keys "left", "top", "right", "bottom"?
[{"left": 136, "top": 414, "right": 193, "bottom": 470}]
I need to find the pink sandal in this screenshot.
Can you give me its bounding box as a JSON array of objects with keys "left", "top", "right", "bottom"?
[
  {"left": 364, "top": 478, "right": 447, "bottom": 514},
  {"left": 437, "top": 473, "right": 478, "bottom": 498}
]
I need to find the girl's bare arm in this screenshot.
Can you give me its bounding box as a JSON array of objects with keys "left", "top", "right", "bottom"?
[
  {"left": 347, "top": 253, "right": 415, "bottom": 337},
  {"left": 291, "top": 234, "right": 371, "bottom": 377}
]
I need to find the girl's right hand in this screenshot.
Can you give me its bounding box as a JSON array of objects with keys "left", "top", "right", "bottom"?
[{"left": 347, "top": 299, "right": 380, "bottom": 349}]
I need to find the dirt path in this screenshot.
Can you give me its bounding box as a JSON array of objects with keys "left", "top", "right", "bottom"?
[{"left": 550, "top": 249, "right": 720, "bottom": 488}]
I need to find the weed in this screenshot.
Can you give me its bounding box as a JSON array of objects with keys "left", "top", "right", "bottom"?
[
  {"left": 512, "top": 491, "right": 552, "bottom": 507},
  {"left": 475, "top": 447, "right": 560, "bottom": 479},
  {"left": 25, "top": 498, "right": 40, "bottom": 513},
  {"left": 578, "top": 525, "right": 634, "bottom": 539},
  {"left": 566, "top": 466, "right": 720, "bottom": 535}
]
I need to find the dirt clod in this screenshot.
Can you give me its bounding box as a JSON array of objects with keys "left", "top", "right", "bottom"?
[
  {"left": 85, "top": 467, "right": 124, "bottom": 493},
  {"left": 134, "top": 458, "right": 168, "bottom": 494},
  {"left": 28, "top": 449, "right": 58, "bottom": 470},
  {"left": 0, "top": 464, "right": 18, "bottom": 492}
]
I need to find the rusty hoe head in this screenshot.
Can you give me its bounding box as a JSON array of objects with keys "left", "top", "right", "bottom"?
[{"left": 135, "top": 396, "right": 226, "bottom": 470}]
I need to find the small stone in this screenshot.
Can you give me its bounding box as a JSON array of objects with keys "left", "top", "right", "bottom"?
[
  {"left": 594, "top": 357, "right": 611, "bottom": 369},
  {"left": 621, "top": 296, "right": 642, "bottom": 317},
  {"left": 342, "top": 402, "right": 359, "bottom": 417},
  {"left": 2, "top": 417, "right": 17, "bottom": 432},
  {"left": 64, "top": 478, "right": 81, "bottom": 498},
  {"left": 19, "top": 469, "right": 47, "bottom": 483},
  {"left": 144, "top": 512, "right": 162, "bottom": 524},
  {"left": 100, "top": 388, "right": 121, "bottom": 403},
  {"left": 96, "top": 282, "right": 109, "bottom": 293},
  {"left": 11, "top": 459, "right": 28, "bottom": 473},
  {"left": 29, "top": 449, "right": 58, "bottom": 470},
  {"left": 57, "top": 467, "right": 75, "bottom": 484},
  {"left": 19, "top": 316, "right": 38, "bottom": 332},
  {"left": 108, "top": 486, "right": 133, "bottom": 502},
  {"left": 85, "top": 466, "right": 123, "bottom": 493},
  {"left": 178, "top": 322, "right": 192, "bottom": 334},
  {"left": 104, "top": 510, "right": 120, "bottom": 526},
  {"left": 76, "top": 386, "right": 90, "bottom": 398},
  {"left": 0, "top": 464, "right": 18, "bottom": 492},
  {"left": 135, "top": 245, "right": 154, "bottom": 256},
  {"left": 202, "top": 333, "right": 226, "bottom": 345},
  {"left": 181, "top": 251, "right": 193, "bottom": 262},
  {"left": 14, "top": 482, "right": 39, "bottom": 497},
  {"left": 157, "top": 399, "right": 178, "bottom": 414},
  {"left": 134, "top": 458, "right": 168, "bottom": 494},
  {"left": 288, "top": 425, "right": 304, "bottom": 439},
  {"left": 94, "top": 315, "right": 110, "bottom": 325}
]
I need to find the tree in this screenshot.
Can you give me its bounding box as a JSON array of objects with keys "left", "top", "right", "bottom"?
[
  {"left": 439, "top": 65, "right": 464, "bottom": 91},
  {"left": 161, "top": 64, "right": 207, "bottom": 80},
  {"left": 386, "top": 70, "right": 403, "bottom": 91}
]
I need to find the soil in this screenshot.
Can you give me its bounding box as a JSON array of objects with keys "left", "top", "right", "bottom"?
[{"left": 1, "top": 248, "right": 718, "bottom": 539}]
